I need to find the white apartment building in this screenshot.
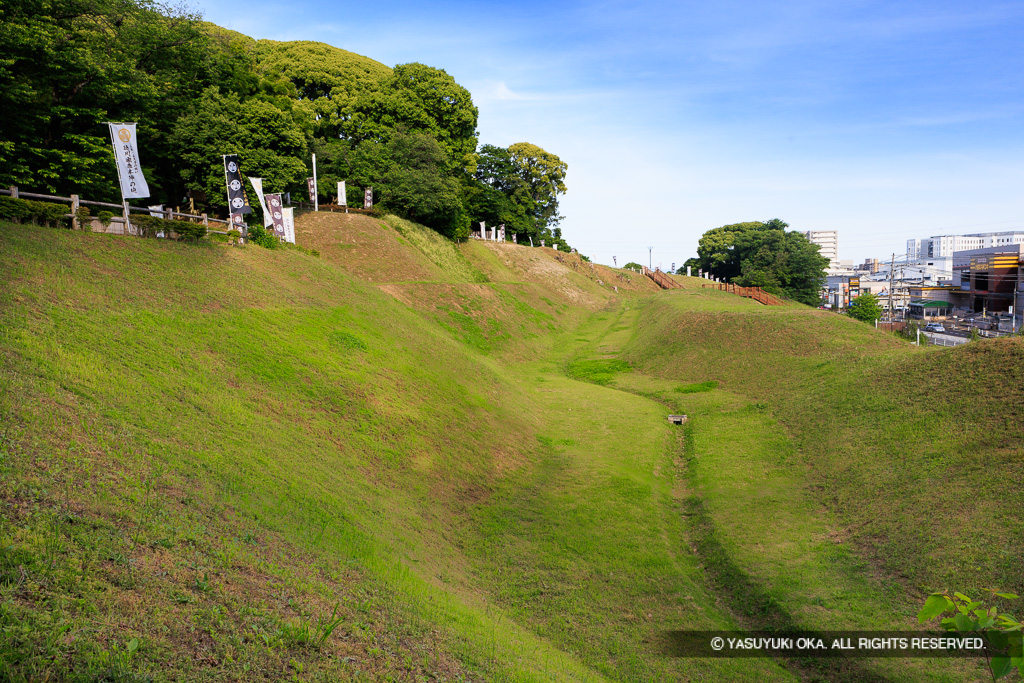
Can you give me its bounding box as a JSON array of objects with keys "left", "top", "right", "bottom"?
[
  {"left": 907, "top": 231, "right": 1024, "bottom": 259},
  {"left": 803, "top": 230, "right": 838, "bottom": 266}
]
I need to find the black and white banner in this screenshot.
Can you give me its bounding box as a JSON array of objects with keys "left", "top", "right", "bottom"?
[
  {"left": 363, "top": 187, "right": 373, "bottom": 209},
  {"left": 307, "top": 178, "right": 316, "bottom": 203},
  {"left": 108, "top": 123, "right": 150, "bottom": 199},
  {"left": 223, "top": 155, "right": 252, "bottom": 217},
  {"left": 265, "top": 194, "right": 286, "bottom": 238}
]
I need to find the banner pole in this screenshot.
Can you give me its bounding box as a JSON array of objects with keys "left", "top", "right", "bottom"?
[{"left": 222, "top": 154, "right": 231, "bottom": 220}]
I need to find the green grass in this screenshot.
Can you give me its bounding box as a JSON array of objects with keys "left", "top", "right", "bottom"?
[
  {"left": 674, "top": 380, "right": 718, "bottom": 394},
  {"left": 0, "top": 220, "right": 1017, "bottom": 682},
  {"left": 382, "top": 215, "right": 488, "bottom": 284},
  {"left": 622, "top": 294, "right": 1024, "bottom": 598}
]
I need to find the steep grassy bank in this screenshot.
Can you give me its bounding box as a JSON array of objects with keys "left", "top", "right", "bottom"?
[
  {"left": 0, "top": 222, "right": 789, "bottom": 682},
  {"left": 621, "top": 293, "right": 1024, "bottom": 597}
]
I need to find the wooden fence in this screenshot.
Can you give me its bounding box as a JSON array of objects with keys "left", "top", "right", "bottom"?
[
  {"left": 1, "top": 185, "right": 231, "bottom": 236},
  {"left": 701, "top": 281, "right": 785, "bottom": 306}
]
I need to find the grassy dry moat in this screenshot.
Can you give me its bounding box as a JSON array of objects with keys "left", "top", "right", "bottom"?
[{"left": 1, "top": 215, "right": 1020, "bottom": 682}]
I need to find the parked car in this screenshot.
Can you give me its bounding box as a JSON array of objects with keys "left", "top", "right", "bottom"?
[{"left": 925, "top": 323, "right": 946, "bottom": 333}]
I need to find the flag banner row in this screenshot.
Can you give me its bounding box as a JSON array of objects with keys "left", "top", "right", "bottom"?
[{"left": 108, "top": 123, "right": 150, "bottom": 199}]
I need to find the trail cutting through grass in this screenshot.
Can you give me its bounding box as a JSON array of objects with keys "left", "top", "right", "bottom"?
[{"left": 562, "top": 299, "right": 978, "bottom": 682}]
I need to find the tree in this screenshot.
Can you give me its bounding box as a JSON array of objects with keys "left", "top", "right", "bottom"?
[
  {"left": 471, "top": 142, "right": 568, "bottom": 246},
  {"left": 847, "top": 293, "right": 882, "bottom": 323},
  {"left": 343, "top": 63, "right": 478, "bottom": 175},
  {"left": 687, "top": 219, "right": 828, "bottom": 306},
  {"left": 507, "top": 142, "right": 567, "bottom": 232},
  {"left": 341, "top": 129, "right": 469, "bottom": 238},
  {"left": 0, "top": 0, "right": 211, "bottom": 201},
  {"left": 170, "top": 87, "right": 309, "bottom": 213},
  {"left": 250, "top": 39, "right": 390, "bottom": 140}
]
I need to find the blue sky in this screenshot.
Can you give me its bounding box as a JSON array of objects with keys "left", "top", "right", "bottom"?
[{"left": 196, "top": 0, "right": 1024, "bottom": 268}]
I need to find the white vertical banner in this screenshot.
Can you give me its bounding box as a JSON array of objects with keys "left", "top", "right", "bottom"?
[
  {"left": 337, "top": 181, "right": 346, "bottom": 206},
  {"left": 282, "top": 207, "right": 295, "bottom": 244},
  {"left": 107, "top": 123, "right": 150, "bottom": 199},
  {"left": 247, "top": 177, "right": 273, "bottom": 227}
]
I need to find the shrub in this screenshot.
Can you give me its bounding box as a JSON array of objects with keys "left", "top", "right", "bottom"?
[
  {"left": 23, "top": 200, "right": 69, "bottom": 227},
  {"left": 96, "top": 211, "right": 115, "bottom": 226},
  {"left": 226, "top": 229, "right": 241, "bottom": 245},
  {"left": 129, "top": 214, "right": 163, "bottom": 237},
  {"left": 171, "top": 220, "right": 207, "bottom": 242},
  {"left": 75, "top": 207, "right": 92, "bottom": 232},
  {"left": 0, "top": 196, "right": 32, "bottom": 222},
  {"left": 246, "top": 223, "right": 278, "bottom": 249}
]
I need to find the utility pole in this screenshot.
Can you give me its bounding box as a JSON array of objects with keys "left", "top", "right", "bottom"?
[
  {"left": 888, "top": 253, "right": 895, "bottom": 321},
  {"left": 648, "top": 246, "right": 653, "bottom": 269}
]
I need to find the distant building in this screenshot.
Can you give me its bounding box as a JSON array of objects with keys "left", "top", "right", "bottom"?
[
  {"left": 856, "top": 258, "right": 881, "bottom": 274},
  {"left": 951, "top": 244, "right": 1024, "bottom": 314},
  {"left": 908, "top": 231, "right": 1024, "bottom": 259},
  {"left": 803, "top": 230, "right": 838, "bottom": 267}
]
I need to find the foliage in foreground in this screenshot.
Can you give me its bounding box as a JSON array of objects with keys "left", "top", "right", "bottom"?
[{"left": 919, "top": 590, "right": 1023, "bottom": 680}]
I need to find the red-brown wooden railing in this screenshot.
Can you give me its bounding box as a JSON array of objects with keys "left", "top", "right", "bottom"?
[
  {"left": 701, "top": 282, "right": 785, "bottom": 305},
  {"left": 642, "top": 266, "right": 684, "bottom": 290}
]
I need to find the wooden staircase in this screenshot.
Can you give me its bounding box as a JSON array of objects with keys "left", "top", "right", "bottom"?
[
  {"left": 642, "top": 266, "right": 683, "bottom": 290},
  {"left": 702, "top": 282, "right": 784, "bottom": 305}
]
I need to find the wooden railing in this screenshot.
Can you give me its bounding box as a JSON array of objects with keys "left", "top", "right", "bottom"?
[
  {"left": 642, "top": 266, "right": 684, "bottom": 290},
  {"left": 1, "top": 185, "right": 230, "bottom": 235},
  {"left": 702, "top": 282, "right": 785, "bottom": 305}
]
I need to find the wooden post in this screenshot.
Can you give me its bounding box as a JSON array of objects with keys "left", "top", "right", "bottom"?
[
  {"left": 9, "top": 185, "right": 17, "bottom": 198},
  {"left": 201, "top": 213, "right": 208, "bottom": 226},
  {"left": 71, "top": 194, "right": 80, "bottom": 230}
]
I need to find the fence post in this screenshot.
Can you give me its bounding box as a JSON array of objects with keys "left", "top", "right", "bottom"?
[
  {"left": 9, "top": 185, "right": 17, "bottom": 199},
  {"left": 71, "top": 194, "right": 80, "bottom": 230},
  {"left": 201, "top": 213, "right": 208, "bottom": 227}
]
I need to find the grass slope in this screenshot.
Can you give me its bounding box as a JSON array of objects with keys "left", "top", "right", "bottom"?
[
  {"left": 2, "top": 218, "right": 1016, "bottom": 682},
  {"left": 622, "top": 293, "right": 1024, "bottom": 597},
  {"left": 0, "top": 222, "right": 786, "bottom": 682}
]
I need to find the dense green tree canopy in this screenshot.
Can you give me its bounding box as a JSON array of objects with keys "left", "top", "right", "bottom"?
[
  {"left": 685, "top": 219, "right": 828, "bottom": 305},
  {"left": 469, "top": 142, "right": 569, "bottom": 247},
  {"left": 343, "top": 63, "right": 478, "bottom": 174},
  {"left": 170, "top": 87, "right": 309, "bottom": 211},
  {"left": 0, "top": 0, "right": 566, "bottom": 246},
  {"left": 0, "top": 0, "right": 212, "bottom": 199},
  {"left": 251, "top": 40, "right": 390, "bottom": 139}
]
